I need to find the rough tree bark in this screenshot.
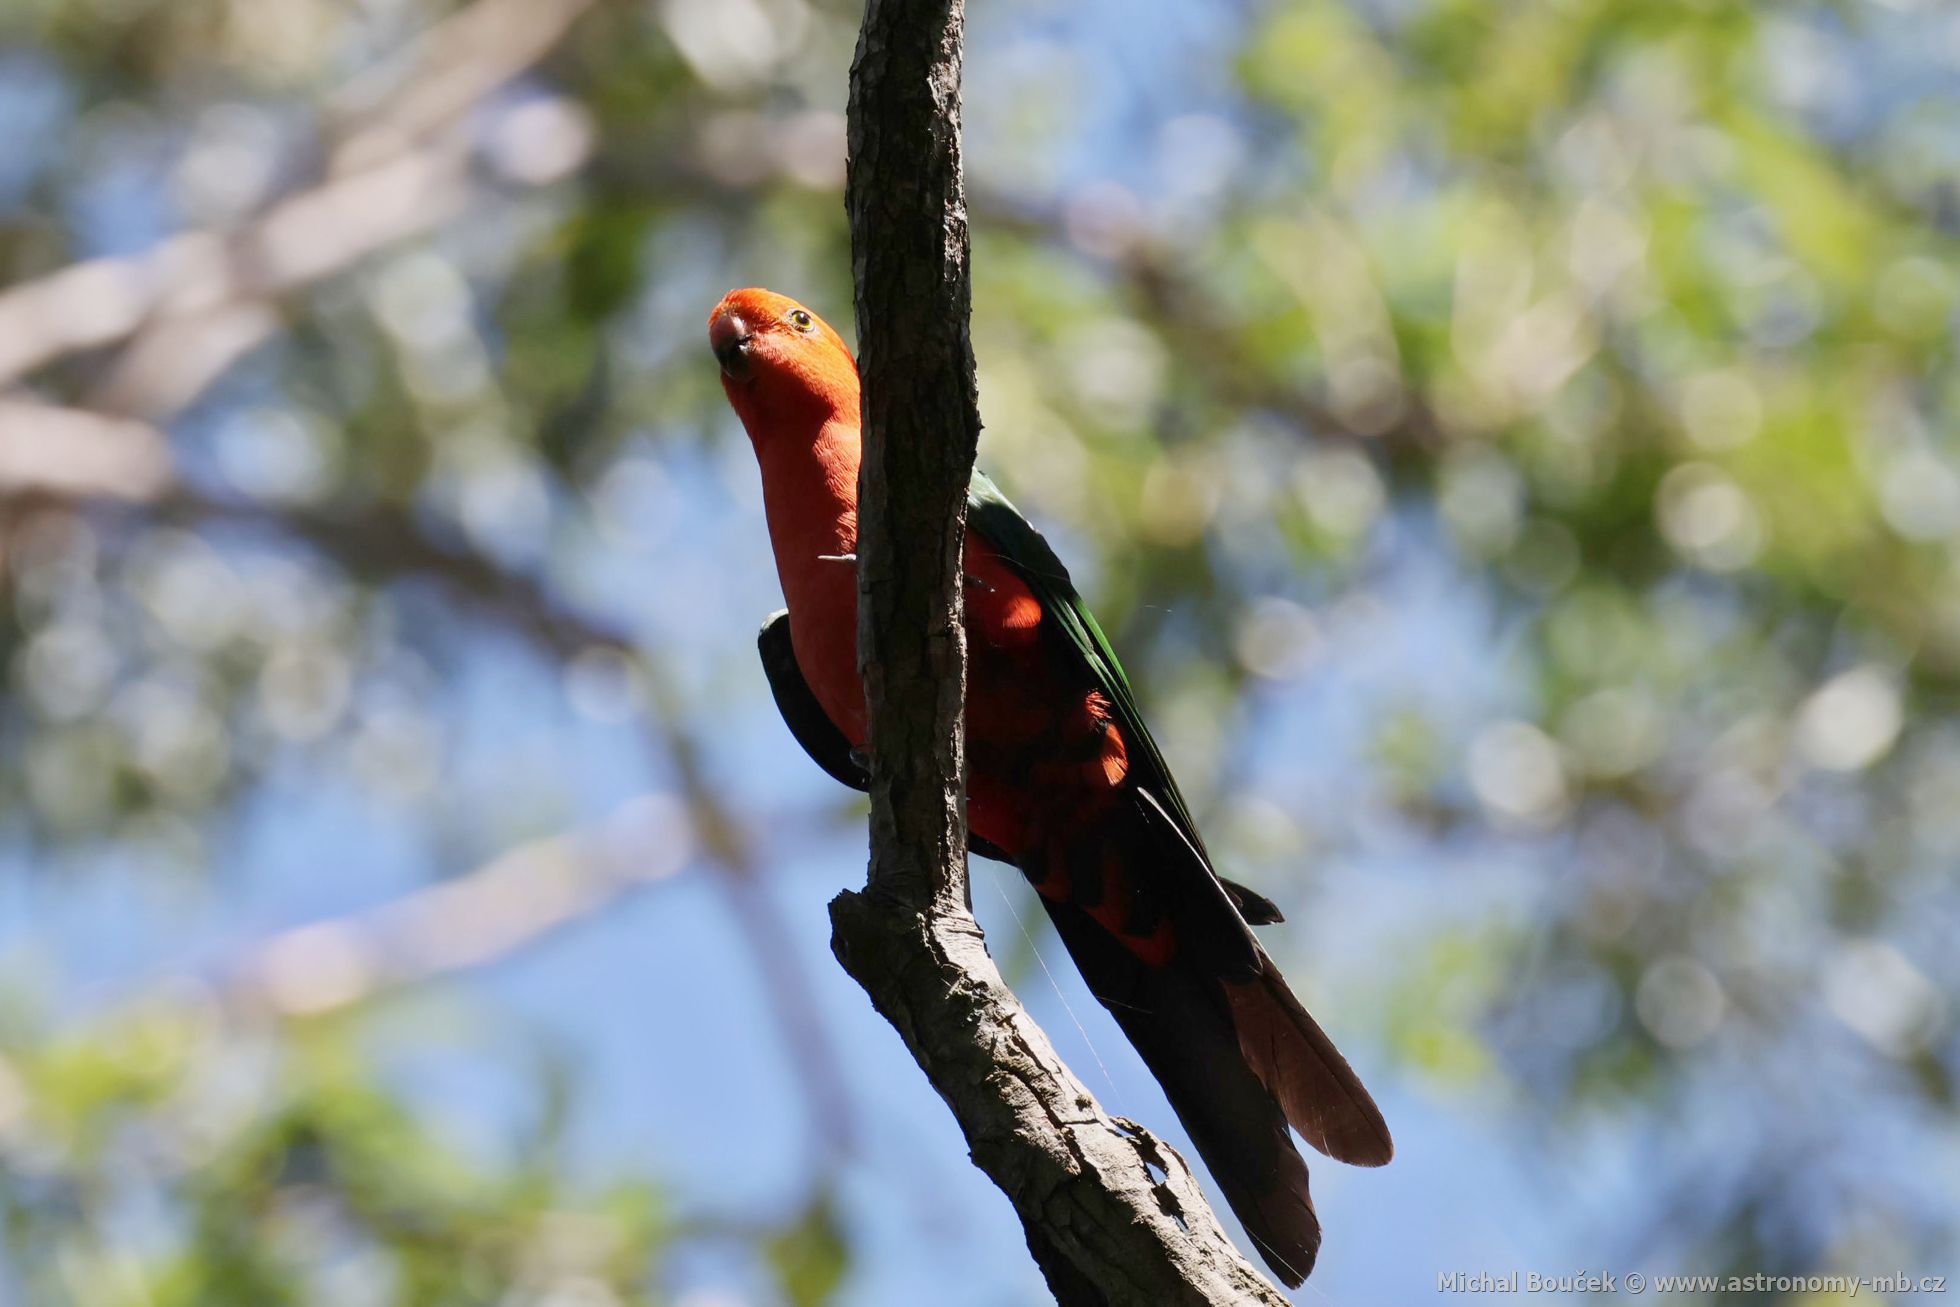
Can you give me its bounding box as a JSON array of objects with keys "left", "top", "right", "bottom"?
[{"left": 827, "top": 3, "right": 1291, "bottom": 1303}]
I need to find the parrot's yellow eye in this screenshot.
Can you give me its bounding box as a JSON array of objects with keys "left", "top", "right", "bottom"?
[{"left": 788, "top": 308, "right": 815, "bottom": 332}]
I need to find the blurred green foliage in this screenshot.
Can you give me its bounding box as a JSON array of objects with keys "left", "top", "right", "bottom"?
[{"left": 0, "top": 1002, "right": 670, "bottom": 1306}]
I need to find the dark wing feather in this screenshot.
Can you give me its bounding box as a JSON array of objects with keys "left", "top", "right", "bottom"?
[
  {"left": 968, "top": 473, "right": 1259, "bottom": 979},
  {"left": 1221, "top": 877, "right": 1285, "bottom": 926},
  {"left": 758, "top": 611, "right": 869, "bottom": 792},
  {"left": 756, "top": 610, "right": 1016, "bottom": 865}
]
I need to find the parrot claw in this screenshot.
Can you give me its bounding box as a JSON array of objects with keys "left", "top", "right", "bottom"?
[
  {"left": 963, "top": 572, "right": 995, "bottom": 592},
  {"left": 848, "top": 747, "right": 871, "bottom": 771},
  {"left": 817, "top": 553, "right": 857, "bottom": 564}
]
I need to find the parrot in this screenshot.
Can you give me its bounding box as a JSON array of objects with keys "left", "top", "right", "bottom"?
[{"left": 709, "top": 287, "right": 1391, "bottom": 1287}]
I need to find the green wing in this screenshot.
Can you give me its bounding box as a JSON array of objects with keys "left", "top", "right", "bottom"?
[{"left": 966, "top": 471, "right": 1218, "bottom": 875}]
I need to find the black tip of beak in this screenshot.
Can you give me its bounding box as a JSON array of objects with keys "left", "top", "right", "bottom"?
[{"left": 711, "top": 313, "right": 753, "bottom": 379}]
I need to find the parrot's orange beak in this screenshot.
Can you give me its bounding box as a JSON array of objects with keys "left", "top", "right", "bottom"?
[{"left": 709, "top": 308, "right": 754, "bottom": 382}]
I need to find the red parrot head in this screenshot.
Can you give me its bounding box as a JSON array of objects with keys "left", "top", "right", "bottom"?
[{"left": 708, "top": 288, "right": 859, "bottom": 431}]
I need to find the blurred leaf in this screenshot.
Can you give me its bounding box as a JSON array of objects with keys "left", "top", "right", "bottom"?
[{"left": 766, "top": 1192, "right": 848, "bottom": 1307}]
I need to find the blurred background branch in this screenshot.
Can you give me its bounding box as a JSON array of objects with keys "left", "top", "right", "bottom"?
[
  {"left": 0, "top": 0, "right": 599, "bottom": 398},
  {"left": 226, "top": 791, "right": 693, "bottom": 1019}
]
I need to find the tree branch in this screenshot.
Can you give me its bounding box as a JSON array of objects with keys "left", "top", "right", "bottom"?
[
  {"left": 845, "top": 0, "right": 980, "bottom": 918},
  {"left": 831, "top": 4, "right": 1287, "bottom": 1302}
]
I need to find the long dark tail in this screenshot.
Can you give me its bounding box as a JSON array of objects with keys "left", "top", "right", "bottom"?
[{"left": 1039, "top": 893, "right": 1390, "bottom": 1287}]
